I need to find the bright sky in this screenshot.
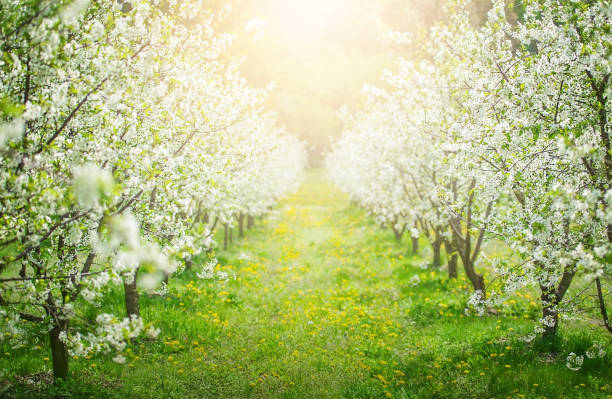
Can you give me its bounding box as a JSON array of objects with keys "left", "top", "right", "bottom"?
[
  {"left": 262, "top": 0, "right": 351, "bottom": 42},
  {"left": 218, "top": 0, "right": 444, "bottom": 159}
]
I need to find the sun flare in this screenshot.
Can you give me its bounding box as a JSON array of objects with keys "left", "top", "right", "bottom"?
[{"left": 265, "top": 0, "right": 349, "bottom": 41}]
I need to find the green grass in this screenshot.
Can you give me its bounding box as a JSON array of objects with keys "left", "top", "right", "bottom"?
[{"left": 1, "top": 169, "right": 611, "bottom": 398}]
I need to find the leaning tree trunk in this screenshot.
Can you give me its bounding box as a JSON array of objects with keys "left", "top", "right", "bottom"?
[
  {"left": 595, "top": 277, "right": 612, "bottom": 335},
  {"left": 124, "top": 267, "right": 140, "bottom": 318},
  {"left": 49, "top": 319, "right": 69, "bottom": 381},
  {"left": 411, "top": 236, "right": 419, "bottom": 254}
]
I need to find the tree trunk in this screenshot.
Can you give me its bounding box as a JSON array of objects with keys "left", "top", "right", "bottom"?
[
  {"left": 449, "top": 181, "right": 490, "bottom": 296},
  {"left": 124, "top": 268, "right": 140, "bottom": 318},
  {"left": 229, "top": 227, "right": 233, "bottom": 244},
  {"left": 393, "top": 227, "right": 403, "bottom": 242},
  {"left": 595, "top": 277, "right": 612, "bottom": 334},
  {"left": 432, "top": 238, "right": 442, "bottom": 267},
  {"left": 239, "top": 214, "right": 245, "bottom": 238},
  {"left": 444, "top": 239, "right": 457, "bottom": 279},
  {"left": 457, "top": 245, "right": 486, "bottom": 296},
  {"left": 464, "top": 258, "right": 486, "bottom": 295},
  {"left": 448, "top": 253, "right": 458, "bottom": 279},
  {"left": 537, "top": 266, "right": 575, "bottom": 339},
  {"left": 540, "top": 287, "right": 559, "bottom": 339},
  {"left": 184, "top": 258, "right": 192, "bottom": 271},
  {"left": 411, "top": 236, "right": 419, "bottom": 254},
  {"left": 247, "top": 215, "right": 254, "bottom": 229},
  {"left": 50, "top": 321, "right": 69, "bottom": 381},
  {"left": 223, "top": 224, "right": 228, "bottom": 250}
]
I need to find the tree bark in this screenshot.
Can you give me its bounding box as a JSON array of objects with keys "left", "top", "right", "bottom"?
[
  {"left": 49, "top": 321, "right": 69, "bottom": 381},
  {"left": 124, "top": 268, "right": 140, "bottom": 318},
  {"left": 247, "top": 215, "right": 254, "bottom": 229}
]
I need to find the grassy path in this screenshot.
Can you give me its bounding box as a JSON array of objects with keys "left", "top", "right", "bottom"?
[{"left": 5, "top": 170, "right": 612, "bottom": 398}]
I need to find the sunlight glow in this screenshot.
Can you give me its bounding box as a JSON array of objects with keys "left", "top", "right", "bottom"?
[{"left": 266, "top": 0, "right": 349, "bottom": 41}]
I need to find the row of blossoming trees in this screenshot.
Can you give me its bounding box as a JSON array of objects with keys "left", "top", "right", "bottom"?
[
  {"left": 328, "top": 0, "right": 611, "bottom": 343},
  {"left": 0, "top": 0, "right": 306, "bottom": 380}
]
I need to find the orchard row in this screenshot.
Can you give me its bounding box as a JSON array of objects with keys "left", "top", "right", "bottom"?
[
  {"left": 0, "top": 0, "right": 305, "bottom": 380},
  {"left": 327, "top": 0, "right": 611, "bottom": 354}
]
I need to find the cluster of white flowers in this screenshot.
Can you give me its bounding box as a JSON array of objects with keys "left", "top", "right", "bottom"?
[
  {"left": 63, "top": 314, "right": 141, "bottom": 356},
  {"left": 197, "top": 259, "right": 219, "bottom": 280},
  {"left": 566, "top": 352, "right": 584, "bottom": 371},
  {"left": 585, "top": 343, "right": 606, "bottom": 360}
]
